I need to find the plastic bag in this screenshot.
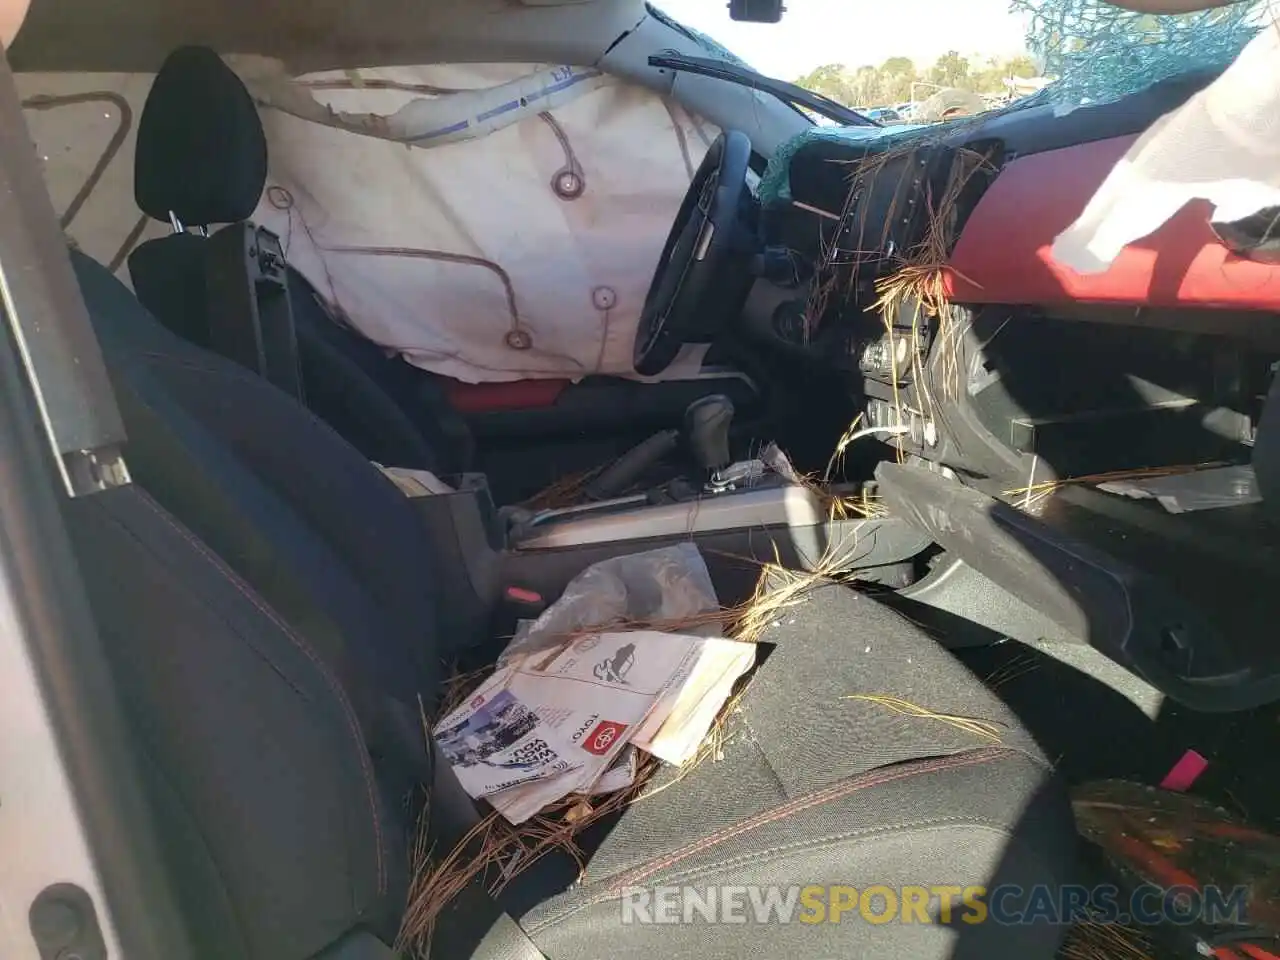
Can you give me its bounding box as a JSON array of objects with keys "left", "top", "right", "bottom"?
[
  {"left": 1096, "top": 464, "right": 1261, "bottom": 513},
  {"left": 499, "top": 544, "right": 721, "bottom": 668}
]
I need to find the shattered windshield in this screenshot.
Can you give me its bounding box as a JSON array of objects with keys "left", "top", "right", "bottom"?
[
  {"left": 647, "top": 3, "right": 752, "bottom": 68},
  {"left": 1013, "top": 0, "right": 1268, "bottom": 108}
]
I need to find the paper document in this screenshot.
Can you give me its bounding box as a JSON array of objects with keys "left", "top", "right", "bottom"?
[
  {"left": 436, "top": 631, "right": 702, "bottom": 817},
  {"left": 434, "top": 669, "right": 581, "bottom": 798},
  {"left": 433, "top": 546, "right": 757, "bottom": 824},
  {"left": 633, "top": 637, "right": 756, "bottom": 766},
  {"left": 435, "top": 629, "right": 756, "bottom": 824}
]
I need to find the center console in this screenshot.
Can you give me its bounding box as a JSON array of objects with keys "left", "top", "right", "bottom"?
[
  {"left": 505, "top": 388, "right": 929, "bottom": 569},
  {"left": 397, "top": 464, "right": 932, "bottom": 653},
  {"left": 509, "top": 482, "right": 923, "bottom": 562}
]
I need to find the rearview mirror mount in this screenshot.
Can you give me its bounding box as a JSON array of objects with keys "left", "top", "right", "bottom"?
[{"left": 728, "top": 0, "right": 785, "bottom": 23}]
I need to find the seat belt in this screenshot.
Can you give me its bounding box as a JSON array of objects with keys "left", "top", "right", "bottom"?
[{"left": 205, "top": 222, "right": 306, "bottom": 403}]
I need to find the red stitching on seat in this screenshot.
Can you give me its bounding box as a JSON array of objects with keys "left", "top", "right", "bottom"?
[
  {"left": 135, "top": 492, "right": 387, "bottom": 896},
  {"left": 608, "top": 749, "right": 1012, "bottom": 892}
]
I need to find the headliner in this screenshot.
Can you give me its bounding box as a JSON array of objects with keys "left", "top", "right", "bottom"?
[{"left": 9, "top": 0, "right": 648, "bottom": 74}]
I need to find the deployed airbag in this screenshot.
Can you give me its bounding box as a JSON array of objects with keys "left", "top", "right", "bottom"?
[{"left": 20, "top": 62, "right": 718, "bottom": 383}]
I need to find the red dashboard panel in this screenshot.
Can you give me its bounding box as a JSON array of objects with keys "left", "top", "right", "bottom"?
[
  {"left": 443, "top": 379, "right": 569, "bottom": 414},
  {"left": 945, "top": 135, "right": 1280, "bottom": 310}
]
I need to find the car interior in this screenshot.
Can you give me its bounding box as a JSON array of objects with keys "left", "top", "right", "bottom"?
[
  {"left": 46, "top": 45, "right": 1075, "bottom": 959},
  {"left": 5, "top": 2, "right": 1280, "bottom": 959}
]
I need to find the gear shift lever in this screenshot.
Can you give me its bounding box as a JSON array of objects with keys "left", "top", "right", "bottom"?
[{"left": 684, "top": 394, "right": 735, "bottom": 481}]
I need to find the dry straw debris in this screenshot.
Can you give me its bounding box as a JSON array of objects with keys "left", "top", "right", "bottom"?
[
  {"left": 801, "top": 126, "right": 998, "bottom": 445},
  {"left": 520, "top": 465, "right": 605, "bottom": 511},
  {"left": 841, "top": 694, "right": 1005, "bottom": 743},
  {"left": 1003, "top": 462, "right": 1225, "bottom": 513},
  {"left": 1057, "top": 917, "right": 1154, "bottom": 960},
  {"left": 398, "top": 751, "right": 666, "bottom": 955},
  {"left": 398, "top": 545, "right": 857, "bottom": 956}
]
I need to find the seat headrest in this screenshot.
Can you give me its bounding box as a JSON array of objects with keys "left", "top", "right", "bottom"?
[{"left": 135, "top": 46, "right": 268, "bottom": 227}]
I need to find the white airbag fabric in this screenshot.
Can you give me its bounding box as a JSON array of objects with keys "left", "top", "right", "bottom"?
[
  {"left": 1051, "top": 17, "right": 1280, "bottom": 274},
  {"left": 20, "top": 63, "right": 717, "bottom": 383}
]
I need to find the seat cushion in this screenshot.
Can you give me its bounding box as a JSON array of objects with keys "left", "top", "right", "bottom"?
[{"left": 442, "top": 585, "right": 1078, "bottom": 960}]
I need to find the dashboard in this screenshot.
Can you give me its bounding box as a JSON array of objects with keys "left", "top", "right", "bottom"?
[
  {"left": 742, "top": 133, "right": 997, "bottom": 389},
  {"left": 735, "top": 60, "right": 1277, "bottom": 484},
  {"left": 730, "top": 67, "right": 1280, "bottom": 714},
  {"left": 733, "top": 70, "right": 1280, "bottom": 717},
  {"left": 740, "top": 63, "right": 1233, "bottom": 379}
]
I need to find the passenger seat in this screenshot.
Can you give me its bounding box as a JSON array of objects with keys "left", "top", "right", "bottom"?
[
  {"left": 64, "top": 482, "right": 414, "bottom": 958},
  {"left": 128, "top": 45, "right": 470, "bottom": 475}
]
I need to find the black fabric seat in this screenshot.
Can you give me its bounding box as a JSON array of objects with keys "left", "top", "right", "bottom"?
[
  {"left": 69, "top": 240, "right": 1079, "bottom": 958},
  {"left": 128, "top": 45, "right": 468, "bottom": 474},
  {"left": 65, "top": 483, "right": 412, "bottom": 958},
  {"left": 74, "top": 251, "right": 453, "bottom": 674},
  {"left": 462, "top": 585, "right": 1078, "bottom": 960}
]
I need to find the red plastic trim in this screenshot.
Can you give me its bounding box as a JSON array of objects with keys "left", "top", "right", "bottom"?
[
  {"left": 946, "top": 135, "right": 1280, "bottom": 310},
  {"left": 442, "top": 379, "right": 570, "bottom": 414}
]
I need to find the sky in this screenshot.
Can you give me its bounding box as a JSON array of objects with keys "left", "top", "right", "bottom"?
[{"left": 654, "top": 0, "right": 1033, "bottom": 80}]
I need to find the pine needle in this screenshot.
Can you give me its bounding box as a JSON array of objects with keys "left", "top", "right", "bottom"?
[
  {"left": 1003, "top": 462, "right": 1226, "bottom": 512},
  {"left": 825, "top": 412, "right": 865, "bottom": 482},
  {"left": 841, "top": 694, "right": 1005, "bottom": 743},
  {"left": 824, "top": 489, "right": 889, "bottom": 522},
  {"left": 867, "top": 145, "right": 994, "bottom": 413},
  {"left": 731, "top": 541, "right": 856, "bottom": 644},
  {"left": 521, "top": 465, "right": 606, "bottom": 511},
  {"left": 436, "top": 665, "right": 490, "bottom": 719},
  {"left": 398, "top": 546, "right": 858, "bottom": 955},
  {"left": 984, "top": 652, "right": 1042, "bottom": 691},
  {"left": 1058, "top": 917, "right": 1153, "bottom": 960},
  {"left": 823, "top": 414, "right": 914, "bottom": 480},
  {"left": 806, "top": 139, "right": 996, "bottom": 478}
]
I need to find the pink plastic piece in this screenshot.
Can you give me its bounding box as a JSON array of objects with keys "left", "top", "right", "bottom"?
[{"left": 1160, "top": 750, "right": 1208, "bottom": 792}]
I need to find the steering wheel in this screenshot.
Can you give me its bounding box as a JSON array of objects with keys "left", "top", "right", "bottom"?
[{"left": 633, "top": 130, "right": 753, "bottom": 376}]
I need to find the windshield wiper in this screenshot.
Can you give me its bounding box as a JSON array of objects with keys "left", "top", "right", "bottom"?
[{"left": 648, "top": 52, "right": 877, "bottom": 128}]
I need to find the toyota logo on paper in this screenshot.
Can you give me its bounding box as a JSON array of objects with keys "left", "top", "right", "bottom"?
[{"left": 583, "top": 720, "right": 628, "bottom": 756}]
